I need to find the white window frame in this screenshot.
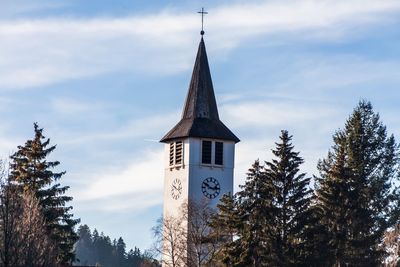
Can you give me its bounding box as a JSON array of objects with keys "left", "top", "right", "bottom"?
[{"left": 200, "top": 139, "right": 224, "bottom": 167}]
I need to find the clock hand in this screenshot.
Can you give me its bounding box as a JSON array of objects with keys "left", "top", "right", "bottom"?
[{"left": 203, "top": 182, "right": 211, "bottom": 188}]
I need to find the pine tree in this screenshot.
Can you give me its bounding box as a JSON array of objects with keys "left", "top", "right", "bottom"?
[
  {"left": 96, "top": 232, "right": 113, "bottom": 266},
  {"left": 127, "top": 247, "right": 142, "bottom": 266},
  {"left": 76, "top": 225, "right": 95, "bottom": 265},
  {"left": 264, "top": 130, "right": 312, "bottom": 266},
  {"left": 116, "top": 237, "right": 127, "bottom": 267},
  {"left": 9, "top": 123, "right": 79, "bottom": 263},
  {"left": 235, "top": 160, "right": 275, "bottom": 266},
  {"left": 210, "top": 132, "right": 314, "bottom": 266},
  {"left": 315, "top": 100, "right": 400, "bottom": 266},
  {"left": 208, "top": 194, "right": 242, "bottom": 266}
]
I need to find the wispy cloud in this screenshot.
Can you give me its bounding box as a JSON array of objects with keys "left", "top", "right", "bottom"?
[
  {"left": 50, "top": 97, "right": 105, "bottom": 115},
  {"left": 73, "top": 149, "right": 164, "bottom": 210},
  {"left": 56, "top": 111, "right": 178, "bottom": 146},
  {"left": 222, "top": 100, "right": 338, "bottom": 128},
  {"left": 1, "top": 0, "right": 399, "bottom": 89}
]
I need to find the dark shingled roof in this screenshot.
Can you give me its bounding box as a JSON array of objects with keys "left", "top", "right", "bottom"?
[{"left": 160, "top": 37, "right": 240, "bottom": 143}]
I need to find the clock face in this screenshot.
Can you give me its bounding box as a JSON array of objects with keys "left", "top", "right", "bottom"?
[
  {"left": 201, "top": 177, "right": 221, "bottom": 199},
  {"left": 171, "top": 178, "right": 182, "bottom": 200}
]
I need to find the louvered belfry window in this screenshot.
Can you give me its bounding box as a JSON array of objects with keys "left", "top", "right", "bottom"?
[
  {"left": 169, "top": 143, "right": 175, "bottom": 166},
  {"left": 169, "top": 141, "right": 184, "bottom": 166},
  {"left": 202, "top": 140, "right": 212, "bottom": 164},
  {"left": 175, "top": 141, "right": 183, "bottom": 165},
  {"left": 215, "top": 141, "right": 223, "bottom": 165}
]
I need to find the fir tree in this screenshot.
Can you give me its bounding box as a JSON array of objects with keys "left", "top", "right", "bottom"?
[
  {"left": 264, "top": 130, "right": 312, "bottom": 266},
  {"left": 9, "top": 123, "right": 79, "bottom": 263},
  {"left": 127, "top": 247, "right": 143, "bottom": 266},
  {"left": 76, "top": 225, "right": 95, "bottom": 265},
  {"left": 315, "top": 100, "right": 400, "bottom": 266},
  {"left": 235, "top": 160, "right": 274, "bottom": 266},
  {"left": 75, "top": 225, "right": 159, "bottom": 267},
  {"left": 208, "top": 194, "right": 242, "bottom": 266},
  {"left": 211, "top": 132, "right": 314, "bottom": 266},
  {"left": 116, "top": 237, "right": 127, "bottom": 267}
]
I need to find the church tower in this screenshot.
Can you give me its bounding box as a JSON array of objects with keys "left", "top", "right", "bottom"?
[
  {"left": 160, "top": 34, "right": 239, "bottom": 264},
  {"left": 160, "top": 35, "right": 239, "bottom": 213}
]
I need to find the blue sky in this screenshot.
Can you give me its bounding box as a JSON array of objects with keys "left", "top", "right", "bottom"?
[{"left": 1, "top": 0, "right": 400, "bottom": 251}]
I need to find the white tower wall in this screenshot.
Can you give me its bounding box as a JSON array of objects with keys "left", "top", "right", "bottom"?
[{"left": 163, "top": 138, "right": 235, "bottom": 217}]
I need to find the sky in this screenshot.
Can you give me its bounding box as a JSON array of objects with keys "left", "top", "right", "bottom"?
[{"left": 1, "top": 0, "right": 400, "bottom": 251}]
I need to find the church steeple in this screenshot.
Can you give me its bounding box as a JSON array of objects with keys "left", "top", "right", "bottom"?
[
  {"left": 160, "top": 37, "right": 239, "bottom": 143},
  {"left": 161, "top": 28, "right": 238, "bottom": 266},
  {"left": 182, "top": 37, "right": 219, "bottom": 121}
]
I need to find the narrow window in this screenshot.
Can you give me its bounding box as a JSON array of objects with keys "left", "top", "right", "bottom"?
[
  {"left": 215, "top": 142, "right": 223, "bottom": 165},
  {"left": 202, "top": 141, "right": 212, "bottom": 164},
  {"left": 169, "top": 143, "right": 175, "bottom": 166},
  {"left": 175, "top": 141, "right": 183, "bottom": 165}
]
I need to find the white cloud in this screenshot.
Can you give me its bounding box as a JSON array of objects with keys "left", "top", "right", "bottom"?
[
  {"left": 75, "top": 149, "right": 163, "bottom": 203},
  {"left": 222, "top": 100, "right": 338, "bottom": 128},
  {"left": 57, "top": 111, "right": 178, "bottom": 146},
  {"left": 1, "top": 0, "right": 399, "bottom": 89},
  {"left": 68, "top": 148, "right": 164, "bottom": 211},
  {"left": 289, "top": 56, "right": 400, "bottom": 91},
  {"left": 77, "top": 191, "right": 163, "bottom": 213}
]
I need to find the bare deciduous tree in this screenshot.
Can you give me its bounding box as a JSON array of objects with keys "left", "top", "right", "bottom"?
[
  {"left": 383, "top": 224, "right": 400, "bottom": 267},
  {"left": 183, "top": 201, "right": 219, "bottom": 267},
  {"left": 0, "top": 166, "right": 21, "bottom": 267},
  {"left": 0, "top": 163, "right": 58, "bottom": 267},
  {"left": 16, "top": 192, "right": 58, "bottom": 267},
  {"left": 152, "top": 214, "right": 187, "bottom": 267},
  {"left": 152, "top": 200, "right": 219, "bottom": 267}
]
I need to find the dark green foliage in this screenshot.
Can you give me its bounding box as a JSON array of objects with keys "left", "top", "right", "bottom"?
[
  {"left": 300, "top": 204, "right": 331, "bottom": 266},
  {"left": 235, "top": 160, "right": 274, "bottom": 267},
  {"left": 74, "top": 224, "right": 159, "bottom": 267},
  {"left": 210, "top": 161, "right": 274, "bottom": 266},
  {"left": 208, "top": 194, "right": 242, "bottom": 266},
  {"left": 315, "top": 100, "right": 400, "bottom": 266},
  {"left": 75, "top": 225, "right": 95, "bottom": 265},
  {"left": 210, "top": 131, "right": 312, "bottom": 266},
  {"left": 116, "top": 237, "right": 127, "bottom": 267},
  {"left": 9, "top": 123, "right": 79, "bottom": 263},
  {"left": 264, "top": 130, "right": 312, "bottom": 266}
]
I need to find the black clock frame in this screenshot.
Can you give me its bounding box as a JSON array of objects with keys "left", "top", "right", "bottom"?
[{"left": 201, "top": 177, "right": 221, "bottom": 199}]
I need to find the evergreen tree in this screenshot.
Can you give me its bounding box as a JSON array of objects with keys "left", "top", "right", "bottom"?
[
  {"left": 9, "top": 123, "right": 79, "bottom": 263},
  {"left": 116, "top": 237, "right": 127, "bottom": 267},
  {"left": 127, "top": 247, "right": 143, "bottom": 266},
  {"left": 300, "top": 203, "right": 331, "bottom": 266},
  {"left": 210, "top": 132, "right": 314, "bottom": 266},
  {"left": 208, "top": 194, "right": 242, "bottom": 266},
  {"left": 97, "top": 232, "right": 114, "bottom": 266},
  {"left": 235, "top": 160, "right": 274, "bottom": 266},
  {"left": 315, "top": 100, "right": 400, "bottom": 266},
  {"left": 264, "top": 130, "right": 312, "bottom": 266},
  {"left": 75, "top": 225, "right": 95, "bottom": 265},
  {"left": 75, "top": 225, "right": 159, "bottom": 267}
]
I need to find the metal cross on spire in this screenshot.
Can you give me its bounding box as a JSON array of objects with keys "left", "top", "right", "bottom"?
[{"left": 197, "top": 7, "right": 208, "bottom": 36}]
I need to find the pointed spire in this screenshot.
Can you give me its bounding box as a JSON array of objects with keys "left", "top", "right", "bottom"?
[
  {"left": 182, "top": 37, "right": 219, "bottom": 121},
  {"left": 160, "top": 38, "right": 239, "bottom": 143}
]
